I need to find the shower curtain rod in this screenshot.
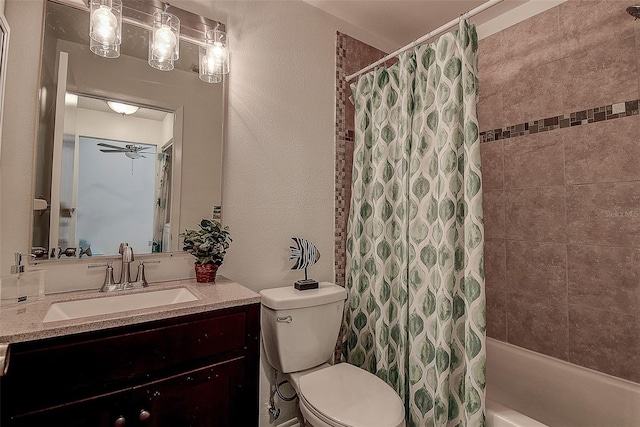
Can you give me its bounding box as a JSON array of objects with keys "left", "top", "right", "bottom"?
[{"left": 345, "top": 0, "right": 505, "bottom": 82}]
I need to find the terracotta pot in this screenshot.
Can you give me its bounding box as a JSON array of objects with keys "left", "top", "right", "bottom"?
[{"left": 194, "top": 263, "right": 218, "bottom": 283}]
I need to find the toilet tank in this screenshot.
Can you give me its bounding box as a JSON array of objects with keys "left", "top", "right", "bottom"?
[{"left": 260, "top": 282, "right": 347, "bottom": 373}]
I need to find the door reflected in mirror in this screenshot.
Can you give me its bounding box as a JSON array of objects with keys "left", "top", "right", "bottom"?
[{"left": 39, "top": 93, "right": 175, "bottom": 258}]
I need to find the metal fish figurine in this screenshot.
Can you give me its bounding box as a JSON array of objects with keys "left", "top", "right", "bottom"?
[{"left": 289, "top": 237, "right": 320, "bottom": 290}]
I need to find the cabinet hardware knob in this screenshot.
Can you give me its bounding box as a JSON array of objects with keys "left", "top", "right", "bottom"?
[
  {"left": 139, "top": 409, "right": 152, "bottom": 421},
  {"left": 114, "top": 415, "right": 127, "bottom": 427}
]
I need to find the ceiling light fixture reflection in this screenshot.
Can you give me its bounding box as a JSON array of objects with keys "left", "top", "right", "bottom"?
[{"left": 107, "top": 101, "right": 139, "bottom": 115}]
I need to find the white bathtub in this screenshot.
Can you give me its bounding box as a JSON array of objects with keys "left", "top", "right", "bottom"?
[
  {"left": 487, "top": 400, "right": 547, "bottom": 427},
  {"left": 486, "top": 338, "right": 640, "bottom": 427}
]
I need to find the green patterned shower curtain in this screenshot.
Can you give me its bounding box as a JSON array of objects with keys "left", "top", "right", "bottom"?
[{"left": 343, "top": 20, "right": 485, "bottom": 427}]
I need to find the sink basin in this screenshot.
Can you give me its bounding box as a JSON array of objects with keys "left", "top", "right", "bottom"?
[{"left": 43, "top": 287, "right": 199, "bottom": 323}]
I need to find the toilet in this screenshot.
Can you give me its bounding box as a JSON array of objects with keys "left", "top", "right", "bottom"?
[{"left": 260, "top": 282, "right": 405, "bottom": 427}]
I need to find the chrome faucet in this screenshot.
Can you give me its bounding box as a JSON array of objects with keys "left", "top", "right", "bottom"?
[
  {"left": 119, "top": 243, "right": 135, "bottom": 289},
  {"left": 89, "top": 245, "right": 160, "bottom": 292}
]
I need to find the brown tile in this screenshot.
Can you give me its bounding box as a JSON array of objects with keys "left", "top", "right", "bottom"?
[
  {"left": 480, "top": 141, "right": 503, "bottom": 191},
  {"left": 505, "top": 187, "right": 567, "bottom": 242},
  {"left": 506, "top": 240, "right": 567, "bottom": 302},
  {"left": 479, "top": 63, "right": 506, "bottom": 102},
  {"left": 483, "top": 190, "right": 505, "bottom": 240},
  {"left": 342, "top": 34, "right": 387, "bottom": 76},
  {"left": 503, "top": 60, "right": 565, "bottom": 126},
  {"left": 478, "top": 92, "right": 504, "bottom": 132},
  {"left": 485, "top": 239, "right": 506, "bottom": 307},
  {"left": 559, "top": 0, "right": 636, "bottom": 57},
  {"left": 507, "top": 297, "right": 568, "bottom": 361},
  {"left": 566, "top": 182, "right": 640, "bottom": 247},
  {"left": 478, "top": 34, "right": 509, "bottom": 132},
  {"left": 561, "top": 36, "right": 638, "bottom": 113},
  {"left": 486, "top": 239, "right": 507, "bottom": 342},
  {"left": 503, "top": 131, "right": 565, "bottom": 189},
  {"left": 487, "top": 308, "right": 507, "bottom": 342},
  {"left": 568, "top": 245, "right": 640, "bottom": 317},
  {"left": 501, "top": 6, "right": 561, "bottom": 78},
  {"left": 478, "top": 32, "right": 503, "bottom": 74},
  {"left": 564, "top": 115, "right": 640, "bottom": 184},
  {"left": 569, "top": 304, "right": 640, "bottom": 383}
]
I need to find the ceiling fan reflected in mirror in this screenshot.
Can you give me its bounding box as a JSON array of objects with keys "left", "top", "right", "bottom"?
[{"left": 98, "top": 142, "right": 152, "bottom": 159}]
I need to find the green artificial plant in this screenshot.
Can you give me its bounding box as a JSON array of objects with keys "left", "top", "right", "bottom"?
[{"left": 181, "top": 219, "right": 232, "bottom": 265}]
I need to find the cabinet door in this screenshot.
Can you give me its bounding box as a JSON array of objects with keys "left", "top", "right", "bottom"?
[
  {"left": 7, "top": 389, "right": 131, "bottom": 427},
  {"left": 132, "top": 357, "right": 251, "bottom": 427}
]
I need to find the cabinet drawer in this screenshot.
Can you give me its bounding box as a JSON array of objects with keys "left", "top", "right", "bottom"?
[
  {"left": 4, "top": 310, "right": 248, "bottom": 415},
  {"left": 9, "top": 358, "right": 250, "bottom": 427}
]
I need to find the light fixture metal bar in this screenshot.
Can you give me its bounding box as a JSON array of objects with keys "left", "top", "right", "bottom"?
[{"left": 50, "top": 0, "right": 224, "bottom": 48}]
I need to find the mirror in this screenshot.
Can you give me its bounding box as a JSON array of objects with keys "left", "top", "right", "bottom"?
[{"left": 32, "top": 0, "right": 225, "bottom": 261}]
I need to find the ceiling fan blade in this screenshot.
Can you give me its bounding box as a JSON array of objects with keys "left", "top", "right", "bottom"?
[
  {"left": 97, "top": 143, "right": 125, "bottom": 149},
  {"left": 100, "top": 149, "right": 126, "bottom": 153},
  {"left": 137, "top": 147, "right": 152, "bottom": 151}
]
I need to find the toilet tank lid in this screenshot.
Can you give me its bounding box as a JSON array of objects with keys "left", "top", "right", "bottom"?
[{"left": 260, "top": 282, "right": 347, "bottom": 310}]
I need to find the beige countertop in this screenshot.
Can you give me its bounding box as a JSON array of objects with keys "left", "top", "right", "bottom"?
[{"left": 0, "top": 276, "right": 260, "bottom": 344}]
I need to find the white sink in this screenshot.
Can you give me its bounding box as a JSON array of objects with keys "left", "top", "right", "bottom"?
[{"left": 43, "top": 287, "right": 199, "bottom": 323}]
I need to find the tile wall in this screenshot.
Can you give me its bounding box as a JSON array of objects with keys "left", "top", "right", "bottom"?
[{"left": 479, "top": 0, "right": 640, "bottom": 383}]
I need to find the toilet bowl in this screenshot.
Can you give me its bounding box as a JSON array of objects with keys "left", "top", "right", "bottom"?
[
  {"left": 289, "top": 363, "right": 405, "bottom": 427},
  {"left": 260, "top": 282, "right": 406, "bottom": 427}
]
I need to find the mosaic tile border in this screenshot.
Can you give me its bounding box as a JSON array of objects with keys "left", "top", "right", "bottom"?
[
  {"left": 335, "top": 32, "right": 349, "bottom": 291},
  {"left": 480, "top": 99, "right": 640, "bottom": 143},
  {"left": 334, "top": 32, "right": 349, "bottom": 364}
]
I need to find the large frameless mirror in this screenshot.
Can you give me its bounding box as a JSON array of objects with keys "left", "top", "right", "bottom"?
[{"left": 31, "top": 0, "right": 225, "bottom": 262}]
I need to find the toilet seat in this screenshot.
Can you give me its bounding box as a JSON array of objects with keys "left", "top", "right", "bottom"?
[{"left": 298, "top": 363, "right": 405, "bottom": 427}]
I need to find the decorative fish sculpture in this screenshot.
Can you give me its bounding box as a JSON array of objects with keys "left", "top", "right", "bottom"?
[
  {"left": 289, "top": 238, "right": 321, "bottom": 290},
  {"left": 289, "top": 237, "right": 321, "bottom": 270}
]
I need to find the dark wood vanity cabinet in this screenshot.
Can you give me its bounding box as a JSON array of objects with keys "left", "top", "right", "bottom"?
[{"left": 0, "top": 303, "right": 260, "bottom": 427}]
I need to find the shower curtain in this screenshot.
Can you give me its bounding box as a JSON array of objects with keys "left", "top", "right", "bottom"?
[{"left": 343, "top": 20, "right": 485, "bottom": 427}]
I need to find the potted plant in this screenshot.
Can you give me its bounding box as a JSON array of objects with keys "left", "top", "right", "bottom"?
[{"left": 181, "top": 219, "right": 231, "bottom": 283}]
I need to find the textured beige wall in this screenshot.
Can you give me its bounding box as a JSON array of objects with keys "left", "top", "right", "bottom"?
[
  {"left": 479, "top": 0, "right": 640, "bottom": 383},
  {"left": 1, "top": 0, "right": 42, "bottom": 280},
  {"left": 0, "top": 0, "right": 6, "bottom": 277}
]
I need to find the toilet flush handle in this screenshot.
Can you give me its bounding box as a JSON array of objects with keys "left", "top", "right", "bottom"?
[{"left": 277, "top": 315, "right": 293, "bottom": 323}]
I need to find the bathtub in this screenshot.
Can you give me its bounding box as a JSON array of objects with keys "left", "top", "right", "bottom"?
[{"left": 486, "top": 338, "right": 640, "bottom": 427}]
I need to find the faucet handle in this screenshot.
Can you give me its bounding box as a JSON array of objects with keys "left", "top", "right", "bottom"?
[
  {"left": 135, "top": 261, "right": 148, "bottom": 288},
  {"left": 89, "top": 262, "right": 118, "bottom": 292}
]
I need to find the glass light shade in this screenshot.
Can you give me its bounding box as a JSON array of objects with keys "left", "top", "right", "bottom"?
[
  {"left": 148, "top": 11, "right": 180, "bottom": 71},
  {"left": 89, "top": 0, "right": 122, "bottom": 58},
  {"left": 198, "top": 28, "right": 229, "bottom": 83},
  {"left": 107, "top": 101, "right": 139, "bottom": 115}
]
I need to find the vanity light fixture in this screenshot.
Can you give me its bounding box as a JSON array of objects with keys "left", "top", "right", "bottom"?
[
  {"left": 199, "top": 25, "right": 229, "bottom": 83},
  {"left": 107, "top": 101, "right": 139, "bottom": 115},
  {"left": 89, "top": 0, "right": 122, "bottom": 58},
  {"left": 148, "top": 7, "right": 180, "bottom": 71},
  {"left": 86, "top": 0, "right": 226, "bottom": 83}
]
